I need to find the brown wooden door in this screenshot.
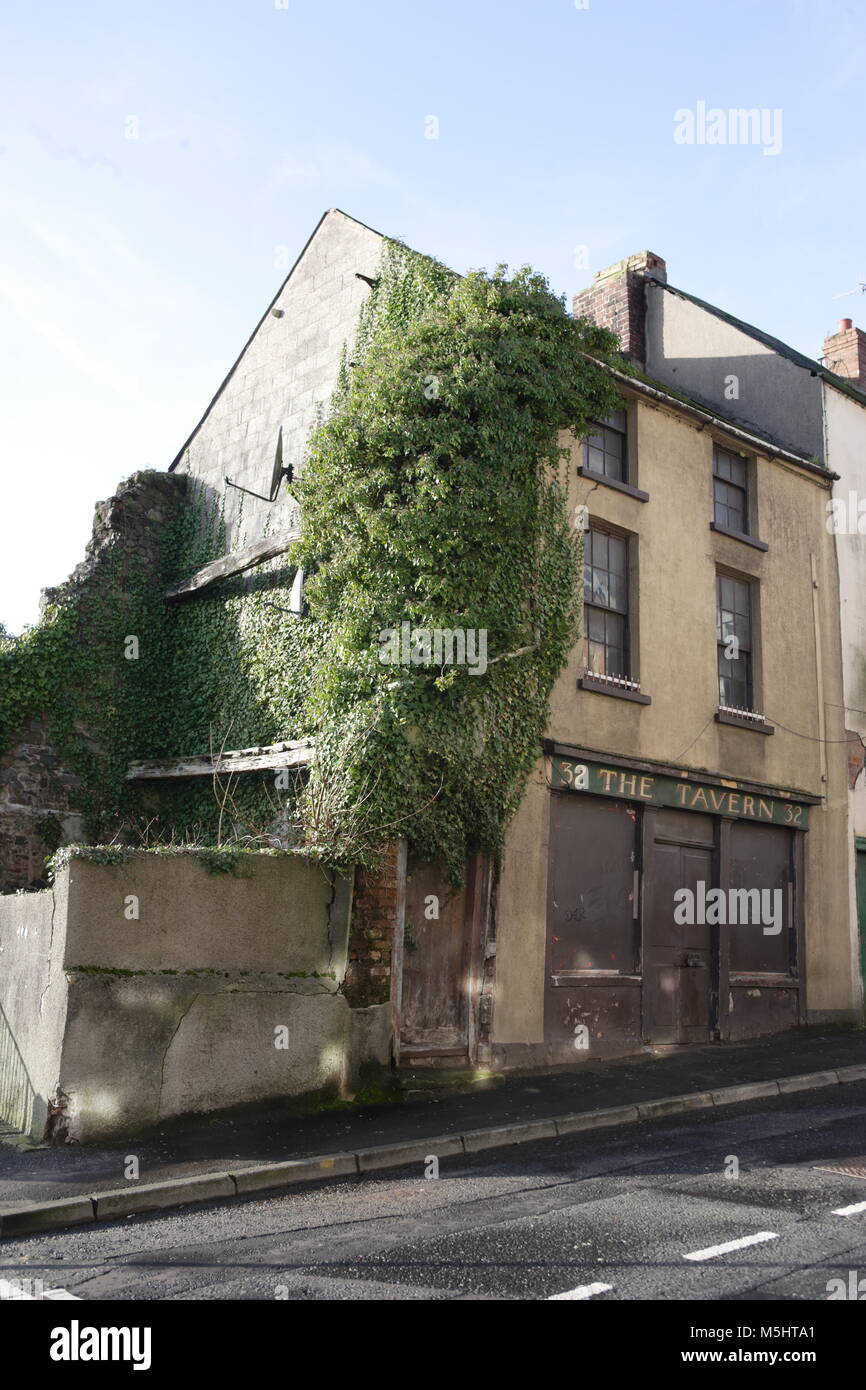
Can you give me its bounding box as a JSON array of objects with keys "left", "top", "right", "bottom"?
[
  {"left": 400, "top": 854, "right": 486, "bottom": 1058},
  {"left": 643, "top": 810, "right": 713, "bottom": 1045}
]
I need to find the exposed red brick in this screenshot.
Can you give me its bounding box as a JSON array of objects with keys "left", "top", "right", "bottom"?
[
  {"left": 343, "top": 842, "right": 403, "bottom": 1007},
  {"left": 824, "top": 321, "right": 866, "bottom": 391},
  {"left": 573, "top": 251, "right": 666, "bottom": 366}
]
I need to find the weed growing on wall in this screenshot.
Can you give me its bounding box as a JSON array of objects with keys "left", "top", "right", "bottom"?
[{"left": 292, "top": 241, "right": 622, "bottom": 877}]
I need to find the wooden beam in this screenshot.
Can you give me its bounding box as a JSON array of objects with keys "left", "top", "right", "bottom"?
[
  {"left": 126, "top": 739, "right": 314, "bottom": 781},
  {"left": 164, "top": 528, "right": 300, "bottom": 603}
]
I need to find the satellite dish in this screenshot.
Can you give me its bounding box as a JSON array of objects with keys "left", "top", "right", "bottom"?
[{"left": 225, "top": 427, "right": 293, "bottom": 502}]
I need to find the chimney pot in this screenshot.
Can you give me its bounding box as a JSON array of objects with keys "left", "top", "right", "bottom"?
[{"left": 823, "top": 318, "right": 866, "bottom": 391}]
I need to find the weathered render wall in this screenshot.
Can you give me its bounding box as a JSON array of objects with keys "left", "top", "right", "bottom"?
[
  {"left": 492, "top": 396, "right": 856, "bottom": 1053},
  {"left": 644, "top": 282, "right": 826, "bottom": 463},
  {"left": 826, "top": 384, "right": 866, "bottom": 841},
  {"left": 556, "top": 402, "right": 841, "bottom": 802},
  {"left": 172, "top": 208, "right": 383, "bottom": 552},
  {"left": 490, "top": 765, "right": 549, "bottom": 1054},
  {"left": 825, "top": 382, "right": 866, "bottom": 1017},
  {"left": 0, "top": 853, "right": 391, "bottom": 1141}
]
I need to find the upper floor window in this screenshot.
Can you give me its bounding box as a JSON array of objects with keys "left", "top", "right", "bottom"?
[
  {"left": 584, "top": 528, "right": 629, "bottom": 678},
  {"left": 716, "top": 574, "right": 753, "bottom": 710},
  {"left": 585, "top": 410, "right": 627, "bottom": 483},
  {"left": 713, "top": 447, "right": 748, "bottom": 534}
]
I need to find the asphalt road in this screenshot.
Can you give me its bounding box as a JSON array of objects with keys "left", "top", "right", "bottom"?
[{"left": 3, "top": 1083, "right": 866, "bottom": 1302}]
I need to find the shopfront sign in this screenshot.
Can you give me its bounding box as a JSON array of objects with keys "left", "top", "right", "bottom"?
[{"left": 550, "top": 755, "right": 810, "bottom": 828}]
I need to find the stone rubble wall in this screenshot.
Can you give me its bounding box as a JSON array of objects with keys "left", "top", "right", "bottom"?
[{"left": 0, "top": 470, "right": 188, "bottom": 892}]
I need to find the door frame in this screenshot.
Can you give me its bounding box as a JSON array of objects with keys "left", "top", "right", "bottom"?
[{"left": 388, "top": 839, "right": 409, "bottom": 1067}]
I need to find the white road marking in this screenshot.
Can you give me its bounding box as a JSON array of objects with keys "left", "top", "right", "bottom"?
[
  {"left": 548, "top": 1282, "right": 613, "bottom": 1300},
  {"left": 684, "top": 1231, "right": 778, "bottom": 1262},
  {"left": 832, "top": 1200, "right": 866, "bottom": 1217},
  {"left": 0, "top": 1278, "right": 80, "bottom": 1301}
]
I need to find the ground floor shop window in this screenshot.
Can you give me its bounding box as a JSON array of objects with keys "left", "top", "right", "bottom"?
[
  {"left": 547, "top": 794, "right": 638, "bottom": 977},
  {"left": 728, "top": 821, "right": 795, "bottom": 975},
  {"left": 545, "top": 787, "right": 804, "bottom": 1049}
]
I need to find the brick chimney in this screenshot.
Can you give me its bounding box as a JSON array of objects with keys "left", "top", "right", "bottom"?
[
  {"left": 823, "top": 317, "right": 866, "bottom": 391},
  {"left": 573, "top": 251, "right": 667, "bottom": 366}
]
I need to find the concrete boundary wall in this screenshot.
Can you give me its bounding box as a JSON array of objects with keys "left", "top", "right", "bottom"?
[
  {"left": 0, "top": 852, "right": 391, "bottom": 1141},
  {"left": 0, "top": 876, "right": 69, "bottom": 1138}
]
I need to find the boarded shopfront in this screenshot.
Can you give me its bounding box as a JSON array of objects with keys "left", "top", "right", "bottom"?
[{"left": 544, "top": 748, "right": 815, "bottom": 1049}]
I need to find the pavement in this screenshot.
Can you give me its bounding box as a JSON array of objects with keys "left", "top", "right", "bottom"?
[
  {"left": 1, "top": 1024, "right": 864, "bottom": 1230},
  {"left": 2, "top": 1080, "right": 866, "bottom": 1301}
]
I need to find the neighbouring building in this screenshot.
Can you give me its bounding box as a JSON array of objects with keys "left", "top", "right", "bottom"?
[
  {"left": 821, "top": 317, "right": 866, "bottom": 1019},
  {"left": 640, "top": 269, "right": 866, "bottom": 1029}
]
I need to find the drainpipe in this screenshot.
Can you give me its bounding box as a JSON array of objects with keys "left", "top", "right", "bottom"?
[{"left": 810, "top": 552, "right": 828, "bottom": 789}]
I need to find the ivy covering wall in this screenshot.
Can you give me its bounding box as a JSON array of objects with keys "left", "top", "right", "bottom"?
[{"left": 0, "top": 239, "right": 622, "bottom": 881}]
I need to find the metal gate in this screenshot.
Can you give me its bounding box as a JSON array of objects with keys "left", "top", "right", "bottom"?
[{"left": 0, "top": 1004, "right": 36, "bottom": 1135}]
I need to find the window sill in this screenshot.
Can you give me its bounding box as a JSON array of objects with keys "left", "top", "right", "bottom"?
[
  {"left": 577, "top": 466, "right": 649, "bottom": 502},
  {"left": 710, "top": 521, "right": 768, "bottom": 552},
  {"left": 578, "top": 675, "right": 651, "bottom": 704},
  {"left": 715, "top": 708, "right": 774, "bottom": 734}
]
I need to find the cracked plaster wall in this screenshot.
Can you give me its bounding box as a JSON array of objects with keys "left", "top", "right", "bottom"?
[
  {"left": 0, "top": 875, "right": 69, "bottom": 1138},
  {"left": 1, "top": 855, "right": 391, "bottom": 1141}
]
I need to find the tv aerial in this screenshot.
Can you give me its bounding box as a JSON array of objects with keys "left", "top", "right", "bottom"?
[
  {"left": 225, "top": 427, "right": 293, "bottom": 502},
  {"left": 833, "top": 283, "right": 866, "bottom": 300}
]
